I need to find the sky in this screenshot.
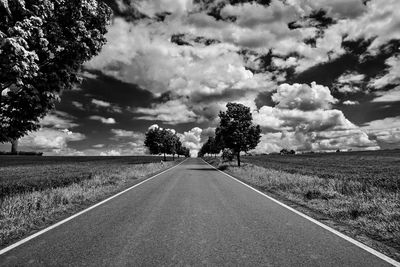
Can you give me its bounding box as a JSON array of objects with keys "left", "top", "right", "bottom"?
[{"left": 2, "top": 0, "right": 400, "bottom": 156}]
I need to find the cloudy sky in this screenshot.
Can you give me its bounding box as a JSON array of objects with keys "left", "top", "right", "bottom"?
[{"left": 2, "top": 0, "right": 400, "bottom": 156}]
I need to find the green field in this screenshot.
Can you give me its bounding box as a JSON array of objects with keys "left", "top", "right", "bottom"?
[{"left": 0, "top": 156, "right": 172, "bottom": 198}]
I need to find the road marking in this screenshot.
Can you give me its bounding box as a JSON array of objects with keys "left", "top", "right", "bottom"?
[
  {"left": 203, "top": 159, "right": 400, "bottom": 267},
  {"left": 0, "top": 159, "right": 188, "bottom": 256}
]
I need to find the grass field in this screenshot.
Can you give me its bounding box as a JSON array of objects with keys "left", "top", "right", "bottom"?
[
  {"left": 0, "top": 156, "right": 175, "bottom": 198},
  {"left": 206, "top": 150, "right": 400, "bottom": 257},
  {"left": 0, "top": 156, "right": 180, "bottom": 247},
  {"left": 243, "top": 150, "right": 400, "bottom": 193}
]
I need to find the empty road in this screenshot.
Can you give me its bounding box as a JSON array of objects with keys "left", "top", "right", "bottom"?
[{"left": 0, "top": 158, "right": 396, "bottom": 266}]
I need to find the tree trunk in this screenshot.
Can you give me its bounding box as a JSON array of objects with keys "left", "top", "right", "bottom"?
[
  {"left": 163, "top": 152, "right": 166, "bottom": 161},
  {"left": 237, "top": 151, "right": 241, "bottom": 167},
  {"left": 11, "top": 139, "right": 18, "bottom": 154},
  {"left": 172, "top": 154, "right": 175, "bottom": 161}
]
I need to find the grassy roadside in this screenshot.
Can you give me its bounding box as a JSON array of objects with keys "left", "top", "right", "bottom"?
[
  {"left": 0, "top": 159, "right": 182, "bottom": 248},
  {"left": 205, "top": 158, "right": 400, "bottom": 260}
]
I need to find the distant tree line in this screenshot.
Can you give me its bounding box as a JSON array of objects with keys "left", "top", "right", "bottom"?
[
  {"left": 198, "top": 102, "right": 261, "bottom": 166},
  {"left": 144, "top": 126, "right": 190, "bottom": 161}
]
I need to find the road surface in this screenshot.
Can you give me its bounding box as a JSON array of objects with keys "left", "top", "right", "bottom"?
[{"left": 0, "top": 158, "right": 396, "bottom": 266}]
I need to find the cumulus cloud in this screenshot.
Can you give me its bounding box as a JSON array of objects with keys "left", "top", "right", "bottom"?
[
  {"left": 369, "top": 56, "right": 400, "bottom": 89},
  {"left": 337, "top": 72, "right": 365, "bottom": 84},
  {"left": 343, "top": 100, "right": 359, "bottom": 105},
  {"left": 93, "top": 144, "right": 105, "bottom": 148},
  {"left": 100, "top": 150, "right": 121, "bottom": 156},
  {"left": 343, "top": 0, "right": 400, "bottom": 52},
  {"left": 254, "top": 106, "right": 354, "bottom": 133},
  {"left": 272, "top": 82, "right": 338, "bottom": 110},
  {"left": 92, "top": 99, "right": 111, "bottom": 107},
  {"left": 335, "top": 72, "right": 365, "bottom": 93},
  {"left": 372, "top": 87, "right": 400, "bottom": 102},
  {"left": 362, "top": 116, "right": 400, "bottom": 149},
  {"left": 39, "top": 111, "right": 79, "bottom": 129},
  {"left": 19, "top": 128, "right": 86, "bottom": 152},
  {"left": 89, "top": 115, "right": 116, "bottom": 124},
  {"left": 77, "top": 0, "right": 400, "bottom": 154},
  {"left": 72, "top": 101, "right": 85, "bottom": 110},
  {"left": 136, "top": 0, "right": 193, "bottom": 17},
  {"left": 177, "top": 127, "right": 202, "bottom": 157},
  {"left": 251, "top": 82, "right": 379, "bottom": 153},
  {"left": 136, "top": 100, "right": 198, "bottom": 124},
  {"left": 111, "top": 129, "right": 144, "bottom": 140}
]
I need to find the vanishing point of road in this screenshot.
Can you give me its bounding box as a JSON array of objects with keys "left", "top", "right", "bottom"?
[{"left": 0, "top": 158, "right": 397, "bottom": 266}]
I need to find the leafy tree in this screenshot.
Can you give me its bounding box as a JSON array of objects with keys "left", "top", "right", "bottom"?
[
  {"left": 0, "top": 0, "right": 112, "bottom": 151},
  {"left": 169, "top": 133, "right": 181, "bottom": 160},
  {"left": 201, "top": 136, "right": 220, "bottom": 158},
  {"left": 221, "top": 148, "right": 234, "bottom": 161},
  {"left": 178, "top": 145, "right": 190, "bottom": 158},
  {"left": 144, "top": 126, "right": 177, "bottom": 161},
  {"left": 216, "top": 102, "right": 261, "bottom": 166},
  {"left": 144, "top": 127, "right": 163, "bottom": 156},
  {"left": 183, "top": 147, "right": 190, "bottom": 157}
]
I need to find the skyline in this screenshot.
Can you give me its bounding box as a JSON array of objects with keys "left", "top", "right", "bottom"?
[{"left": 1, "top": 0, "right": 399, "bottom": 156}]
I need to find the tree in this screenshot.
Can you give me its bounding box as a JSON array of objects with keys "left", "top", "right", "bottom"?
[
  {"left": 216, "top": 102, "right": 261, "bottom": 166},
  {"left": 0, "top": 0, "right": 112, "bottom": 151},
  {"left": 201, "top": 136, "right": 220, "bottom": 158},
  {"left": 169, "top": 133, "right": 181, "bottom": 161},
  {"left": 144, "top": 127, "right": 163, "bottom": 156},
  {"left": 144, "top": 126, "right": 176, "bottom": 161}
]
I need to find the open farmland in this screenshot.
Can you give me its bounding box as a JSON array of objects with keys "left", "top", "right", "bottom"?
[
  {"left": 0, "top": 156, "right": 174, "bottom": 198},
  {"left": 0, "top": 156, "right": 179, "bottom": 247},
  {"left": 243, "top": 150, "right": 400, "bottom": 192}
]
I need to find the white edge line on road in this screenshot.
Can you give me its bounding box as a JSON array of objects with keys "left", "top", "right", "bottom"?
[
  {"left": 0, "top": 158, "right": 188, "bottom": 256},
  {"left": 203, "top": 159, "right": 400, "bottom": 267}
]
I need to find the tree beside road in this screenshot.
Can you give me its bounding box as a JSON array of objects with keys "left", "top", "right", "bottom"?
[
  {"left": 200, "top": 103, "right": 261, "bottom": 166},
  {"left": 144, "top": 126, "right": 190, "bottom": 160},
  {"left": 0, "top": 0, "right": 111, "bottom": 151}
]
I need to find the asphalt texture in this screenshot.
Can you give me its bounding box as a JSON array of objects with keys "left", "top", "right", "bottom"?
[{"left": 0, "top": 158, "right": 394, "bottom": 266}]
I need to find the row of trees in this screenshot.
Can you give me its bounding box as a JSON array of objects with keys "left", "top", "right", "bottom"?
[
  {"left": 144, "top": 126, "right": 190, "bottom": 161},
  {"left": 198, "top": 102, "right": 261, "bottom": 166}
]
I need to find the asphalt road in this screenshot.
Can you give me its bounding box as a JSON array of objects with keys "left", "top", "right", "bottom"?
[{"left": 0, "top": 158, "right": 396, "bottom": 266}]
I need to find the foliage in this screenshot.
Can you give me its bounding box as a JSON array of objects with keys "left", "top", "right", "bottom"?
[
  {"left": 144, "top": 126, "right": 190, "bottom": 160},
  {"left": 0, "top": 0, "right": 112, "bottom": 142},
  {"left": 280, "top": 149, "right": 296, "bottom": 155},
  {"left": 221, "top": 148, "right": 234, "bottom": 161},
  {"left": 215, "top": 102, "right": 261, "bottom": 166},
  {"left": 198, "top": 136, "right": 220, "bottom": 157}
]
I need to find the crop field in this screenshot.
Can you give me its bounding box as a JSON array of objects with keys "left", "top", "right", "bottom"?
[
  {"left": 0, "top": 156, "right": 178, "bottom": 247},
  {"left": 0, "top": 156, "right": 173, "bottom": 198},
  {"left": 243, "top": 149, "right": 400, "bottom": 193}
]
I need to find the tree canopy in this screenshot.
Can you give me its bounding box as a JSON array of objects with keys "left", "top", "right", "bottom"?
[
  {"left": 198, "top": 136, "right": 220, "bottom": 158},
  {"left": 144, "top": 126, "right": 190, "bottom": 160},
  {"left": 215, "top": 102, "right": 261, "bottom": 166},
  {"left": 0, "top": 0, "right": 112, "bottom": 143}
]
